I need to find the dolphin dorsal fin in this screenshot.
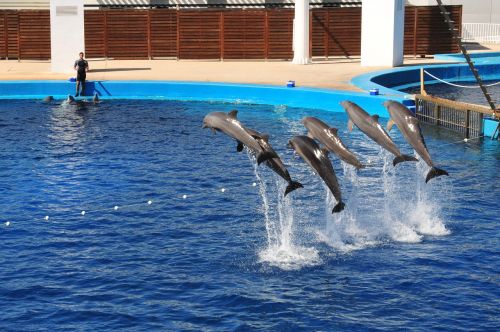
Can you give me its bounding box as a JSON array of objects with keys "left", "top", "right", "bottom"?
[
  {"left": 347, "top": 119, "right": 354, "bottom": 132},
  {"left": 371, "top": 114, "right": 380, "bottom": 123},
  {"left": 387, "top": 119, "right": 395, "bottom": 132},
  {"left": 327, "top": 127, "right": 338, "bottom": 136},
  {"left": 228, "top": 110, "right": 238, "bottom": 119}
]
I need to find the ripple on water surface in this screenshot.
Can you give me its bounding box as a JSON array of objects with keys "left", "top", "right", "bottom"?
[{"left": 0, "top": 99, "right": 498, "bottom": 331}]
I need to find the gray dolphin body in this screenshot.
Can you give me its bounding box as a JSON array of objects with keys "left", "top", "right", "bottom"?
[
  {"left": 202, "top": 110, "right": 278, "bottom": 164},
  {"left": 302, "top": 116, "right": 365, "bottom": 169},
  {"left": 66, "top": 95, "right": 76, "bottom": 103},
  {"left": 288, "top": 135, "right": 345, "bottom": 213},
  {"left": 384, "top": 100, "right": 449, "bottom": 182},
  {"left": 340, "top": 101, "right": 418, "bottom": 166},
  {"left": 243, "top": 127, "right": 303, "bottom": 196}
]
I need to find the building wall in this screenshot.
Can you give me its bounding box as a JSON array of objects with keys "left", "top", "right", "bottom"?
[{"left": 406, "top": 0, "right": 499, "bottom": 24}]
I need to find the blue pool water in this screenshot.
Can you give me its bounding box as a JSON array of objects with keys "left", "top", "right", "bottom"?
[
  {"left": 402, "top": 80, "right": 500, "bottom": 106},
  {"left": 0, "top": 99, "right": 498, "bottom": 331}
]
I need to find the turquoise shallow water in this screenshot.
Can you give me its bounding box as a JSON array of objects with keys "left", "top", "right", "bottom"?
[{"left": 0, "top": 99, "right": 498, "bottom": 331}]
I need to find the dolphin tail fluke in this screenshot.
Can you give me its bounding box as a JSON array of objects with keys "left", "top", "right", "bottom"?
[
  {"left": 256, "top": 151, "right": 278, "bottom": 165},
  {"left": 425, "top": 167, "right": 449, "bottom": 183},
  {"left": 393, "top": 154, "right": 419, "bottom": 166},
  {"left": 284, "top": 181, "right": 303, "bottom": 196},
  {"left": 332, "top": 201, "right": 345, "bottom": 213}
]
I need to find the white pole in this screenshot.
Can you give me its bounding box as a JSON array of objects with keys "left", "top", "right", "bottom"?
[
  {"left": 50, "top": 0, "right": 85, "bottom": 73},
  {"left": 292, "top": 0, "right": 311, "bottom": 65},
  {"left": 361, "top": 0, "right": 405, "bottom": 67}
]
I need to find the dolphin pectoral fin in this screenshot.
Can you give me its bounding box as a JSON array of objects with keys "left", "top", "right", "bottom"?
[
  {"left": 425, "top": 167, "right": 449, "bottom": 183},
  {"left": 348, "top": 119, "right": 354, "bottom": 132},
  {"left": 228, "top": 110, "right": 238, "bottom": 119},
  {"left": 284, "top": 181, "right": 303, "bottom": 196},
  {"left": 236, "top": 141, "right": 244, "bottom": 152},
  {"left": 393, "top": 154, "right": 419, "bottom": 166},
  {"left": 387, "top": 119, "right": 395, "bottom": 132},
  {"left": 332, "top": 201, "right": 345, "bottom": 213},
  {"left": 321, "top": 147, "right": 330, "bottom": 156},
  {"left": 256, "top": 151, "right": 278, "bottom": 165}
]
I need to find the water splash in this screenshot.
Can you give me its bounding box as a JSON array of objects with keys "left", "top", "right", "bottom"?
[
  {"left": 250, "top": 152, "right": 320, "bottom": 270},
  {"left": 319, "top": 145, "right": 450, "bottom": 253}
]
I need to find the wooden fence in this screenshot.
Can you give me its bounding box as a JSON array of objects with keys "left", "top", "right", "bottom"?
[{"left": 0, "top": 6, "right": 461, "bottom": 61}]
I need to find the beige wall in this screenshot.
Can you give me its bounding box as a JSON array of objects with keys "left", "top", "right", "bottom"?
[{"left": 407, "top": 0, "right": 499, "bottom": 24}]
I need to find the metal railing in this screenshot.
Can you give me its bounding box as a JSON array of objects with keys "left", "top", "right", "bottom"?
[
  {"left": 414, "top": 93, "right": 498, "bottom": 139},
  {"left": 462, "top": 23, "right": 500, "bottom": 44}
]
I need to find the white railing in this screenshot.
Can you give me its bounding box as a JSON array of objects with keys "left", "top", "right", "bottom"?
[{"left": 462, "top": 23, "right": 500, "bottom": 44}]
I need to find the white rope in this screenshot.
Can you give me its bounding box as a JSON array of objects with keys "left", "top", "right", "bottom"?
[{"left": 423, "top": 70, "right": 500, "bottom": 89}]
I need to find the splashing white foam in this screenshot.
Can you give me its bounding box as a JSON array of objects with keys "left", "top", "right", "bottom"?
[{"left": 251, "top": 152, "right": 321, "bottom": 270}]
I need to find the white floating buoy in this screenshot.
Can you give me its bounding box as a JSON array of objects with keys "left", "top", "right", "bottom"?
[
  {"left": 182, "top": 194, "right": 187, "bottom": 199},
  {"left": 5, "top": 221, "right": 10, "bottom": 226},
  {"left": 147, "top": 200, "right": 152, "bottom": 205},
  {"left": 114, "top": 206, "right": 119, "bottom": 211},
  {"left": 221, "top": 188, "right": 226, "bottom": 193},
  {"left": 81, "top": 210, "right": 86, "bottom": 216},
  {"left": 252, "top": 182, "right": 257, "bottom": 187},
  {"left": 44, "top": 216, "right": 49, "bottom": 221}
]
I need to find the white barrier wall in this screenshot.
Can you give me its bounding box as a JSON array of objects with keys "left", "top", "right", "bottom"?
[
  {"left": 292, "top": 0, "right": 310, "bottom": 65},
  {"left": 50, "top": 0, "right": 84, "bottom": 73},
  {"left": 361, "top": 0, "right": 405, "bottom": 67}
]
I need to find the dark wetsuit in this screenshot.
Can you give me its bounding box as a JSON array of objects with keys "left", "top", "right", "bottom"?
[{"left": 74, "top": 59, "right": 88, "bottom": 82}]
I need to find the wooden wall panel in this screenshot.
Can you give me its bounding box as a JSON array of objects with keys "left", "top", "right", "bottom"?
[
  {"left": 412, "top": 6, "right": 461, "bottom": 56},
  {"left": 150, "top": 9, "right": 177, "bottom": 58},
  {"left": 84, "top": 10, "right": 106, "bottom": 58},
  {"left": 6, "top": 11, "right": 18, "bottom": 58},
  {"left": 223, "top": 10, "right": 266, "bottom": 60},
  {"left": 178, "top": 10, "right": 221, "bottom": 60},
  {"left": 266, "top": 9, "right": 293, "bottom": 60},
  {"left": 18, "top": 10, "right": 50, "bottom": 60},
  {"left": 106, "top": 10, "right": 149, "bottom": 59},
  {"left": 0, "top": 7, "right": 463, "bottom": 61}
]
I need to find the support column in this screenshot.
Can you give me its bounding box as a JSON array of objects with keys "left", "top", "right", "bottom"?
[
  {"left": 50, "top": 0, "right": 85, "bottom": 73},
  {"left": 361, "top": 0, "right": 405, "bottom": 67},
  {"left": 292, "top": 0, "right": 310, "bottom": 65}
]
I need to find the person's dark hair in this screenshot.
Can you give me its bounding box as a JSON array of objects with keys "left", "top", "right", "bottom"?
[{"left": 79, "top": 52, "right": 84, "bottom": 56}]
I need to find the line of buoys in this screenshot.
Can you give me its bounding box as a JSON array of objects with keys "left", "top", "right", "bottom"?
[{"left": 1, "top": 183, "right": 263, "bottom": 228}]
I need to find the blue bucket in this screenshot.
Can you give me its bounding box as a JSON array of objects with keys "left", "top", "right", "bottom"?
[
  {"left": 369, "top": 88, "right": 379, "bottom": 95},
  {"left": 287, "top": 80, "right": 295, "bottom": 88},
  {"left": 68, "top": 77, "right": 76, "bottom": 82}
]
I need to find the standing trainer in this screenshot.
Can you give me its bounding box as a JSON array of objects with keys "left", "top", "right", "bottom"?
[{"left": 74, "top": 52, "right": 89, "bottom": 97}]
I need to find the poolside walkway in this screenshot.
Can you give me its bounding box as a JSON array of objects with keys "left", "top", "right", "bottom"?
[{"left": 1, "top": 44, "right": 498, "bottom": 92}]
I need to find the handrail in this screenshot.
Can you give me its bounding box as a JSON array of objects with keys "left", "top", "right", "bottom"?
[{"left": 414, "top": 94, "right": 498, "bottom": 118}]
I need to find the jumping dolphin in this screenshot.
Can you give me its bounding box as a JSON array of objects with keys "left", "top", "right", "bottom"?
[
  {"left": 202, "top": 110, "right": 278, "bottom": 165},
  {"left": 383, "top": 100, "right": 449, "bottom": 183},
  {"left": 66, "top": 95, "right": 76, "bottom": 104},
  {"left": 340, "top": 101, "right": 418, "bottom": 166},
  {"left": 243, "top": 126, "right": 303, "bottom": 196},
  {"left": 302, "top": 116, "right": 365, "bottom": 169},
  {"left": 288, "top": 135, "right": 345, "bottom": 213}
]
